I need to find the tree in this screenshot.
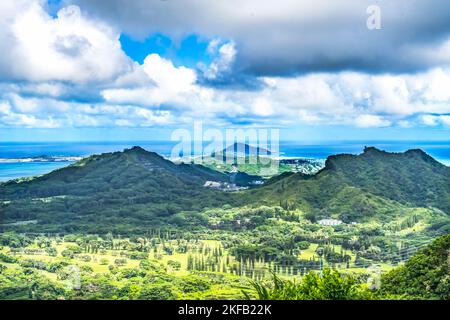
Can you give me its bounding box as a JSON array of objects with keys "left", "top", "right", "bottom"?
[
  {"left": 379, "top": 234, "right": 450, "bottom": 300},
  {"left": 244, "top": 268, "right": 372, "bottom": 300},
  {"left": 139, "top": 284, "right": 178, "bottom": 300}
]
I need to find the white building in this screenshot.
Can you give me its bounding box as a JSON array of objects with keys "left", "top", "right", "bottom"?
[
  {"left": 203, "top": 181, "right": 222, "bottom": 189},
  {"left": 318, "top": 218, "right": 342, "bottom": 226}
]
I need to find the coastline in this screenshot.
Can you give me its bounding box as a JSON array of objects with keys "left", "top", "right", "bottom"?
[
  {"left": 1, "top": 141, "right": 449, "bottom": 182},
  {"left": 0, "top": 156, "right": 83, "bottom": 163}
]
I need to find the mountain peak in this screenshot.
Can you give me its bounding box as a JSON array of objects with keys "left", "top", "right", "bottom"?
[
  {"left": 362, "top": 146, "right": 430, "bottom": 158},
  {"left": 122, "top": 146, "right": 164, "bottom": 159},
  {"left": 324, "top": 146, "right": 446, "bottom": 173},
  {"left": 361, "top": 147, "right": 435, "bottom": 163},
  {"left": 405, "top": 148, "right": 427, "bottom": 156},
  {"left": 363, "top": 146, "right": 383, "bottom": 154},
  {"left": 218, "top": 142, "right": 271, "bottom": 156},
  {"left": 124, "top": 146, "right": 148, "bottom": 154}
]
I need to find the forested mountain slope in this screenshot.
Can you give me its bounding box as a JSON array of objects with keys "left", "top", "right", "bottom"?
[
  {"left": 0, "top": 146, "right": 449, "bottom": 232},
  {"left": 0, "top": 146, "right": 231, "bottom": 199},
  {"left": 380, "top": 234, "right": 450, "bottom": 299},
  {"left": 0, "top": 147, "right": 239, "bottom": 232},
  {"left": 243, "top": 147, "right": 450, "bottom": 221}
]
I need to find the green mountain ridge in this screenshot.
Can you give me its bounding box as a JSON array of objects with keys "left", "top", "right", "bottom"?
[
  {"left": 213, "top": 142, "right": 272, "bottom": 157},
  {"left": 243, "top": 146, "right": 450, "bottom": 221},
  {"left": 0, "top": 147, "right": 239, "bottom": 232},
  {"left": 1, "top": 145, "right": 448, "bottom": 301},
  {"left": 0, "top": 146, "right": 257, "bottom": 199},
  {"left": 0, "top": 146, "right": 449, "bottom": 233}
]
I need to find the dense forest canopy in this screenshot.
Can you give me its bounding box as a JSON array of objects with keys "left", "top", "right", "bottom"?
[
  {"left": 0, "top": 146, "right": 449, "bottom": 300},
  {"left": 1, "top": 146, "right": 448, "bottom": 234}
]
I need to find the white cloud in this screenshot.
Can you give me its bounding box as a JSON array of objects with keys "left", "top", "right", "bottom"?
[
  {"left": 251, "top": 97, "right": 274, "bottom": 117},
  {"left": 133, "top": 108, "right": 173, "bottom": 126},
  {"left": 69, "top": 0, "right": 450, "bottom": 74},
  {"left": 421, "top": 114, "right": 450, "bottom": 127},
  {"left": 206, "top": 39, "right": 221, "bottom": 54},
  {"left": 203, "top": 41, "right": 237, "bottom": 80},
  {"left": 0, "top": 101, "right": 12, "bottom": 115},
  {"left": 21, "top": 83, "right": 66, "bottom": 97},
  {"left": 441, "top": 116, "right": 450, "bottom": 126},
  {"left": 419, "top": 68, "right": 450, "bottom": 102},
  {"left": 142, "top": 54, "right": 196, "bottom": 91},
  {"left": 7, "top": 93, "right": 71, "bottom": 114},
  {"left": 103, "top": 54, "right": 197, "bottom": 107},
  {"left": 297, "top": 110, "right": 324, "bottom": 124},
  {"left": 421, "top": 115, "right": 439, "bottom": 126},
  {"left": 355, "top": 115, "right": 391, "bottom": 128},
  {"left": 0, "top": 94, "right": 175, "bottom": 128},
  {"left": 0, "top": 1, "right": 450, "bottom": 131},
  {"left": 0, "top": 100, "right": 61, "bottom": 128},
  {"left": 0, "top": 0, "right": 133, "bottom": 83},
  {"left": 100, "top": 55, "right": 450, "bottom": 128},
  {"left": 397, "top": 120, "right": 413, "bottom": 128}
]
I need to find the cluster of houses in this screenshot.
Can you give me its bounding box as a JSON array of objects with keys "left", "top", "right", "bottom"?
[
  {"left": 203, "top": 181, "right": 249, "bottom": 192},
  {"left": 317, "top": 218, "right": 358, "bottom": 226}
]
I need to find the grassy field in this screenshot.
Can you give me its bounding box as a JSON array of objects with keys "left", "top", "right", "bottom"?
[{"left": 2, "top": 237, "right": 397, "bottom": 281}]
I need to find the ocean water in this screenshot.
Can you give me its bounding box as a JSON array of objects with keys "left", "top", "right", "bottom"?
[
  {"left": 0, "top": 141, "right": 449, "bottom": 182},
  {"left": 279, "top": 141, "right": 450, "bottom": 162},
  {"left": 0, "top": 162, "right": 75, "bottom": 182}
]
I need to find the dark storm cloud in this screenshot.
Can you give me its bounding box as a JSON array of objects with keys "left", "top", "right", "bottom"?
[{"left": 67, "top": 0, "right": 450, "bottom": 75}]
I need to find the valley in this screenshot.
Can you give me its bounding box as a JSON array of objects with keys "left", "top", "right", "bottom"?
[{"left": 0, "top": 146, "right": 449, "bottom": 300}]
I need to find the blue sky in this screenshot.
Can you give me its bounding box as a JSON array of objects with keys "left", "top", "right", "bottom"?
[
  {"left": 120, "top": 33, "right": 213, "bottom": 68},
  {"left": 0, "top": 0, "right": 450, "bottom": 142}
]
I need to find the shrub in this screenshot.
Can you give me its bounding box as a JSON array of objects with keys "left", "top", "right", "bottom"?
[
  {"left": 114, "top": 258, "right": 127, "bottom": 266},
  {"left": 167, "top": 260, "right": 181, "bottom": 271},
  {"left": 244, "top": 268, "right": 372, "bottom": 300},
  {"left": 138, "top": 283, "right": 178, "bottom": 300},
  {"left": 0, "top": 252, "right": 17, "bottom": 263}
]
